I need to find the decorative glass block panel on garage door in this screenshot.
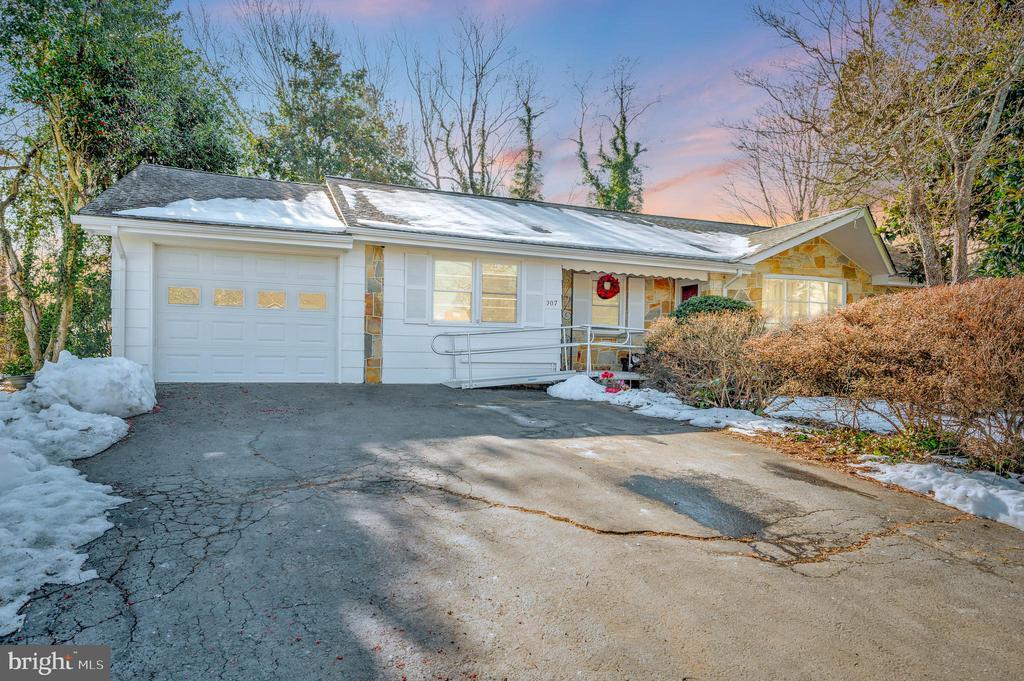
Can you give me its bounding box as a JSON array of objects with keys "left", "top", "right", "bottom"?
[
  {"left": 298, "top": 292, "right": 327, "bottom": 311},
  {"left": 167, "top": 287, "right": 200, "bottom": 305},
  {"left": 214, "top": 288, "right": 244, "bottom": 307},
  {"left": 257, "top": 290, "right": 286, "bottom": 309}
]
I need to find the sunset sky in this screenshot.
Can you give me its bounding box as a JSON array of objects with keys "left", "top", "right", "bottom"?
[{"left": 177, "top": 1, "right": 786, "bottom": 223}]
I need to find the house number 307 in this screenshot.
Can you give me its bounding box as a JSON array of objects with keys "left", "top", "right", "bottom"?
[{"left": 545, "top": 299, "right": 560, "bottom": 308}]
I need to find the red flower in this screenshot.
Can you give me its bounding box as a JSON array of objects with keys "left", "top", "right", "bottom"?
[{"left": 600, "top": 371, "right": 614, "bottom": 379}]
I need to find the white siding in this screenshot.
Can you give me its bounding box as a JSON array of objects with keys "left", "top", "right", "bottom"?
[
  {"left": 339, "top": 244, "right": 365, "bottom": 383},
  {"left": 372, "top": 244, "right": 563, "bottom": 384},
  {"left": 116, "top": 234, "right": 155, "bottom": 371}
]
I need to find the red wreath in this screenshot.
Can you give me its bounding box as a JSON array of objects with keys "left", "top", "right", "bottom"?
[{"left": 595, "top": 273, "right": 621, "bottom": 300}]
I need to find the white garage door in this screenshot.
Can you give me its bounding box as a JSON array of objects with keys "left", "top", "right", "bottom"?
[{"left": 155, "top": 246, "right": 338, "bottom": 382}]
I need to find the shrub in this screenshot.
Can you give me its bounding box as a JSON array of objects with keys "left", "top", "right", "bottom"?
[
  {"left": 643, "top": 310, "right": 772, "bottom": 411},
  {"left": 747, "top": 278, "right": 1024, "bottom": 472},
  {"left": 669, "top": 295, "right": 752, "bottom": 322}
]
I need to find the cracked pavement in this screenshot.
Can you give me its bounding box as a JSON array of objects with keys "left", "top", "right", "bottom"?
[{"left": 4, "top": 384, "right": 1023, "bottom": 680}]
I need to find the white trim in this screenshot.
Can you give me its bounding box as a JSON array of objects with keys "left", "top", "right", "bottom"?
[
  {"left": 762, "top": 274, "right": 847, "bottom": 324},
  {"left": 427, "top": 255, "right": 524, "bottom": 327},
  {"left": 75, "top": 215, "right": 353, "bottom": 250},
  {"left": 739, "top": 209, "right": 865, "bottom": 264},
  {"left": 110, "top": 225, "right": 127, "bottom": 357},
  {"left": 740, "top": 207, "right": 898, "bottom": 277},
  {"left": 871, "top": 274, "right": 920, "bottom": 287},
  {"left": 336, "top": 252, "right": 345, "bottom": 383}
]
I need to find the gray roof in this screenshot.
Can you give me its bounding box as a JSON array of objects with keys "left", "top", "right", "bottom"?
[
  {"left": 79, "top": 164, "right": 343, "bottom": 233},
  {"left": 78, "top": 164, "right": 883, "bottom": 265},
  {"left": 741, "top": 208, "right": 865, "bottom": 256},
  {"left": 327, "top": 176, "right": 765, "bottom": 238},
  {"left": 326, "top": 177, "right": 875, "bottom": 263}
]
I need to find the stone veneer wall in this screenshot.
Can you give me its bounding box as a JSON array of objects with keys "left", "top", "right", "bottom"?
[
  {"left": 644, "top": 278, "right": 676, "bottom": 327},
  {"left": 364, "top": 244, "right": 384, "bottom": 384},
  {"left": 705, "top": 237, "right": 900, "bottom": 305}
]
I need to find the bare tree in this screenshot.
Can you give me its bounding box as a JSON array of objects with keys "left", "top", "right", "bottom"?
[
  {"left": 751, "top": 0, "right": 1024, "bottom": 285},
  {"left": 722, "top": 79, "right": 837, "bottom": 225},
  {"left": 399, "top": 15, "right": 520, "bottom": 195}
]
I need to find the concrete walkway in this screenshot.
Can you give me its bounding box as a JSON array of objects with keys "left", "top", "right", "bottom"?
[{"left": 5, "top": 384, "right": 1023, "bottom": 680}]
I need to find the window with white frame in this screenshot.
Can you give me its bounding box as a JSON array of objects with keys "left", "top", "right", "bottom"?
[
  {"left": 480, "top": 262, "right": 518, "bottom": 323},
  {"left": 591, "top": 275, "right": 622, "bottom": 327},
  {"left": 433, "top": 259, "right": 473, "bottom": 322},
  {"left": 762, "top": 276, "right": 845, "bottom": 324},
  {"left": 431, "top": 258, "right": 519, "bottom": 324}
]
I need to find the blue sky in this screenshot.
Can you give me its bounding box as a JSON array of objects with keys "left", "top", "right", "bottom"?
[{"left": 176, "top": 1, "right": 784, "bottom": 221}]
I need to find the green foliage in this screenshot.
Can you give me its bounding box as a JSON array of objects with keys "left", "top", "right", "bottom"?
[
  {"left": 669, "top": 295, "right": 753, "bottom": 322},
  {"left": 0, "top": 0, "right": 239, "bottom": 182},
  {"left": 975, "top": 155, "right": 1024, "bottom": 277},
  {"left": 0, "top": 0, "right": 239, "bottom": 369},
  {"left": 255, "top": 42, "right": 415, "bottom": 184},
  {"left": 509, "top": 99, "right": 543, "bottom": 201},
  {"left": 780, "top": 427, "right": 961, "bottom": 465},
  {"left": 576, "top": 61, "right": 648, "bottom": 213}
]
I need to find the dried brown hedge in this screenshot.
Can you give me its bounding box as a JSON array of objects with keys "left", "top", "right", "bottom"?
[
  {"left": 642, "top": 310, "right": 772, "bottom": 411},
  {"left": 747, "top": 278, "right": 1024, "bottom": 471}
]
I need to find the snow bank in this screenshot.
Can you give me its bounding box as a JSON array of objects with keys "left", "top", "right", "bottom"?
[
  {"left": 0, "top": 352, "right": 152, "bottom": 635},
  {"left": 855, "top": 459, "right": 1024, "bottom": 531},
  {"left": 766, "top": 396, "right": 899, "bottom": 433},
  {"left": 0, "top": 445, "right": 127, "bottom": 636},
  {"left": 33, "top": 351, "right": 156, "bottom": 418},
  {"left": 115, "top": 192, "right": 345, "bottom": 232},
  {"left": 548, "top": 375, "right": 793, "bottom": 435}
]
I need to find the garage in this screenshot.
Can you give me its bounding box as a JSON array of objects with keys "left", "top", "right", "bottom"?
[{"left": 154, "top": 245, "right": 338, "bottom": 382}]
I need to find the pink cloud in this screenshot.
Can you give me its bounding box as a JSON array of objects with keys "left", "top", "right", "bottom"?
[{"left": 646, "top": 159, "right": 742, "bottom": 196}]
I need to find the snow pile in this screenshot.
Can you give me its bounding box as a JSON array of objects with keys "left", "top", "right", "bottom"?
[
  {"left": 0, "top": 352, "right": 151, "bottom": 635},
  {"left": 0, "top": 397, "right": 127, "bottom": 463},
  {"left": 32, "top": 351, "right": 156, "bottom": 418},
  {"left": 855, "top": 459, "right": 1024, "bottom": 531},
  {"left": 116, "top": 191, "right": 345, "bottom": 232},
  {"left": 0, "top": 445, "right": 127, "bottom": 635},
  {"left": 548, "top": 375, "right": 793, "bottom": 435},
  {"left": 336, "top": 182, "right": 754, "bottom": 260},
  {"left": 766, "top": 396, "right": 907, "bottom": 433}
]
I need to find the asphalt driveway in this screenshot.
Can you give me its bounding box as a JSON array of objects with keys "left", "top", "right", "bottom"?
[{"left": 5, "top": 384, "right": 1023, "bottom": 680}]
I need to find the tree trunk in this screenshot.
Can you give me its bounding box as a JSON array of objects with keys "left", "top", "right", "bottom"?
[
  {"left": 951, "top": 182, "right": 972, "bottom": 284},
  {"left": 46, "top": 218, "right": 84, "bottom": 362},
  {"left": 0, "top": 221, "right": 45, "bottom": 369},
  {"left": 908, "top": 184, "right": 946, "bottom": 286}
]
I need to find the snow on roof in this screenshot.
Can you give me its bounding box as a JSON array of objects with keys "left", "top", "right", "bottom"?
[
  {"left": 332, "top": 181, "right": 756, "bottom": 261},
  {"left": 115, "top": 193, "right": 345, "bottom": 232}
]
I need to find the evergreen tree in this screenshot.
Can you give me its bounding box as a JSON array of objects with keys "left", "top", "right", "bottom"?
[
  {"left": 0, "top": 0, "right": 239, "bottom": 367},
  {"left": 255, "top": 41, "right": 415, "bottom": 184}
]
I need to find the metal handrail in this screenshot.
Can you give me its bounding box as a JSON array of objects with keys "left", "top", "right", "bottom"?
[{"left": 430, "top": 324, "right": 647, "bottom": 387}]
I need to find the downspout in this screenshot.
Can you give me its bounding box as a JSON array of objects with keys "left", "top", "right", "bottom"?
[
  {"left": 722, "top": 269, "right": 745, "bottom": 298},
  {"left": 111, "top": 225, "right": 127, "bottom": 357}
]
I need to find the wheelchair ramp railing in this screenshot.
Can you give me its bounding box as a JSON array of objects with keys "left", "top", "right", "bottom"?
[{"left": 430, "top": 324, "right": 646, "bottom": 389}]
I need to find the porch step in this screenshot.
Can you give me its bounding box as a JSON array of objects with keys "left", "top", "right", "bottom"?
[{"left": 442, "top": 370, "right": 645, "bottom": 390}]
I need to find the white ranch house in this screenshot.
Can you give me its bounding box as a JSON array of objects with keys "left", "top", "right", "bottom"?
[{"left": 74, "top": 164, "right": 913, "bottom": 386}]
